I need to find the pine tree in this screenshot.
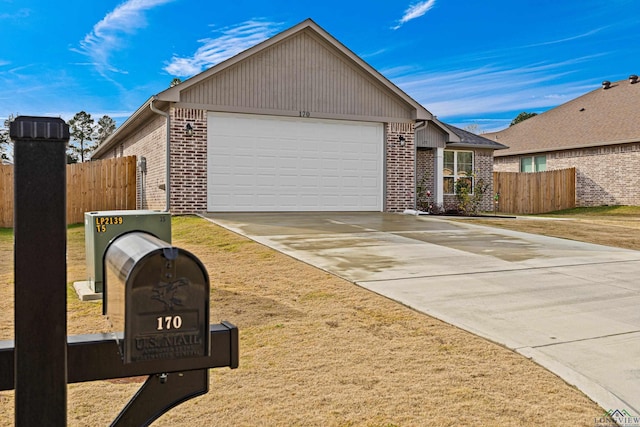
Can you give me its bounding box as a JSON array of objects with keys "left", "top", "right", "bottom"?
[
  {"left": 96, "top": 115, "right": 116, "bottom": 144},
  {"left": 68, "top": 111, "right": 96, "bottom": 162}
]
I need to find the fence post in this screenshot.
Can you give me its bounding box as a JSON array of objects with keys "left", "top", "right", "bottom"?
[{"left": 11, "top": 116, "right": 69, "bottom": 426}]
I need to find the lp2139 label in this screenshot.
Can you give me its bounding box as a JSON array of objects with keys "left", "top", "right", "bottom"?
[{"left": 95, "top": 216, "right": 123, "bottom": 233}]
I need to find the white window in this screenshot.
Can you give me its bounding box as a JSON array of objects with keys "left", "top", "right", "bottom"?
[
  {"left": 443, "top": 150, "right": 473, "bottom": 195},
  {"left": 520, "top": 155, "right": 546, "bottom": 172}
]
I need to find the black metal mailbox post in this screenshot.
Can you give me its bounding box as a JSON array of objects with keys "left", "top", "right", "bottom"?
[
  {"left": 11, "top": 116, "right": 69, "bottom": 426},
  {"left": 105, "top": 232, "right": 210, "bottom": 364},
  {"left": 6, "top": 116, "right": 239, "bottom": 427}
]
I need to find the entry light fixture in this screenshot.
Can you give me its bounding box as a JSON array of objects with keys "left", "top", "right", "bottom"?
[
  {"left": 398, "top": 135, "right": 406, "bottom": 146},
  {"left": 185, "top": 123, "right": 194, "bottom": 136}
]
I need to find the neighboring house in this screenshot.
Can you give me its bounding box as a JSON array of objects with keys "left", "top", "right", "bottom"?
[
  {"left": 93, "top": 19, "right": 504, "bottom": 214},
  {"left": 487, "top": 76, "right": 640, "bottom": 207}
]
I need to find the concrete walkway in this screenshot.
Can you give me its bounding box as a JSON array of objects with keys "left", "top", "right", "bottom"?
[{"left": 202, "top": 212, "right": 640, "bottom": 416}]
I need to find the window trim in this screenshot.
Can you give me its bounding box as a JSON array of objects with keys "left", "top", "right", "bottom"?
[{"left": 443, "top": 149, "right": 474, "bottom": 195}]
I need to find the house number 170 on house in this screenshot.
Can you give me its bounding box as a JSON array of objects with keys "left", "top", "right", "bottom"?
[{"left": 156, "top": 315, "right": 183, "bottom": 330}]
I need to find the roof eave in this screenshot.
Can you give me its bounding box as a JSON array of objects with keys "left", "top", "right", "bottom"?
[
  {"left": 494, "top": 136, "right": 640, "bottom": 157},
  {"left": 447, "top": 142, "right": 509, "bottom": 150},
  {"left": 92, "top": 97, "right": 159, "bottom": 158}
]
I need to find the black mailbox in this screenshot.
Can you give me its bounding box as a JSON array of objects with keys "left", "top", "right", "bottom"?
[{"left": 105, "top": 232, "right": 210, "bottom": 364}]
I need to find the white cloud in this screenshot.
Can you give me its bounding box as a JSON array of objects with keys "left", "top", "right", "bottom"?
[
  {"left": 389, "top": 54, "right": 602, "bottom": 132},
  {"left": 73, "top": 0, "right": 176, "bottom": 76},
  {"left": 0, "top": 8, "right": 30, "bottom": 20},
  {"left": 164, "top": 20, "right": 283, "bottom": 78},
  {"left": 360, "top": 48, "right": 389, "bottom": 59},
  {"left": 522, "top": 27, "right": 606, "bottom": 48},
  {"left": 392, "top": 0, "right": 436, "bottom": 30}
]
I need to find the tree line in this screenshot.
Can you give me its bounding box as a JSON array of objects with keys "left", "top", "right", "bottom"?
[{"left": 0, "top": 111, "right": 116, "bottom": 164}]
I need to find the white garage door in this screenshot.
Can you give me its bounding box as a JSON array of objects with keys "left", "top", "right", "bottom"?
[{"left": 207, "top": 112, "right": 383, "bottom": 212}]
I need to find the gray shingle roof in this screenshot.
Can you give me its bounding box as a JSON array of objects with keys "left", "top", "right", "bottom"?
[
  {"left": 445, "top": 123, "right": 508, "bottom": 150},
  {"left": 486, "top": 77, "right": 640, "bottom": 157}
]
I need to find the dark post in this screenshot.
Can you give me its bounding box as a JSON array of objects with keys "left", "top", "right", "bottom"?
[{"left": 11, "top": 116, "right": 69, "bottom": 426}]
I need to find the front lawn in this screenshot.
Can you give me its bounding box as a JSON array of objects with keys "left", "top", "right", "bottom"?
[{"left": 0, "top": 216, "right": 603, "bottom": 426}]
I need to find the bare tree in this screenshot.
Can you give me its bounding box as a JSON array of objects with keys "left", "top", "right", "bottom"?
[{"left": 463, "top": 123, "right": 481, "bottom": 134}]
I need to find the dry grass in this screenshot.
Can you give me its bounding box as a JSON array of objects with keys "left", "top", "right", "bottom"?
[
  {"left": 465, "top": 205, "right": 640, "bottom": 251},
  {"left": 0, "top": 214, "right": 613, "bottom": 426}
]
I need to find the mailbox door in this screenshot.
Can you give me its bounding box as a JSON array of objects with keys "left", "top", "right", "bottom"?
[{"left": 124, "top": 249, "right": 210, "bottom": 364}]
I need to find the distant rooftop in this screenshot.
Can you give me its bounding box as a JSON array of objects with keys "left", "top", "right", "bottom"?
[{"left": 485, "top": 75, "right": 640, "bottom": 156}]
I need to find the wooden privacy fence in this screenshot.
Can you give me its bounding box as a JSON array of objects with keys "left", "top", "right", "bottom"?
[
  {"left": 0, "top": 156, "right": 137, "bottom": 227},
  {"left": 493, "top": 168, "right": 576, "bottom": 214},
  {"left": 0, "top": 164, "right": 11, "bottom": 227}
]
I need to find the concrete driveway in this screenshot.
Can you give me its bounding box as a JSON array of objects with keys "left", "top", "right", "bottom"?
[{"left": 202, "top": 212, "right": 640, "bottom": 416}]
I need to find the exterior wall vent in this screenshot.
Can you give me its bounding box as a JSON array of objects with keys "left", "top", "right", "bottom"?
[
  {"left": 602, "top": 80, "right": 611, "bottom": 89},
  {"left": 629, "top": 75, "right": 639, "bottom": 84}
]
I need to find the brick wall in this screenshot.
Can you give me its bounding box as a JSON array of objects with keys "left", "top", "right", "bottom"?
[
  {"left": 495, "top": 142, "right": 640, "bottom": 206},
  {"left": 170, "top": 108, "right": 208, "bottom": 214},
  {"left": 493, "top": 156, "right": 519, "bottom": 172},
  {"left": 117, "top": 114, "right": 167, "bottom": 210},
  {"left": 109, "top": 107, "right": 208, "bottom": 213},
  {"left": 416, "top": 148, "right": 434, "bottom": 191},
  {"left": 386, "top": 123, "right": 415, "bottom": 212},
  {"left": 474, "top": 149, "right": 495, "bottom": 212},
  {"left": 552, "top": 143, "right": 640, "bottom": 206}
]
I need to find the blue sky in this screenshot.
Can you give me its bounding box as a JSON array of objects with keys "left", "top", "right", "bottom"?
[{"left": 1, "top": 0, "right": 639, "bottom": 132}]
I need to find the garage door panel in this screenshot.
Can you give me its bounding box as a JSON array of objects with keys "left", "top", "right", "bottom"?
[
  {"left": 341, "top": 141, "right": 364, "bottom": 152},
  {"left": 341, "top": 176, "right": 361, "bottom": 187},
  {"left": 298, "top": 175, "right": 319, "bottom": 186},
  {"left": 361, "top": 160, "right": 379, "bottom": 171},
  {"left": 299, "top": 160, "right": 319, "bottom": 171},
  {"left": 361, "top": 175, "right": 379, "bottom": 186},
  {"left": 208, "top": 113, "right": 383, "bottom": 212},
  {"left": 300, "top": 144, "right": 319, "bottom": 154},
  {"left": 341, "top": 159, "right": 360, "bottom": 170}
]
